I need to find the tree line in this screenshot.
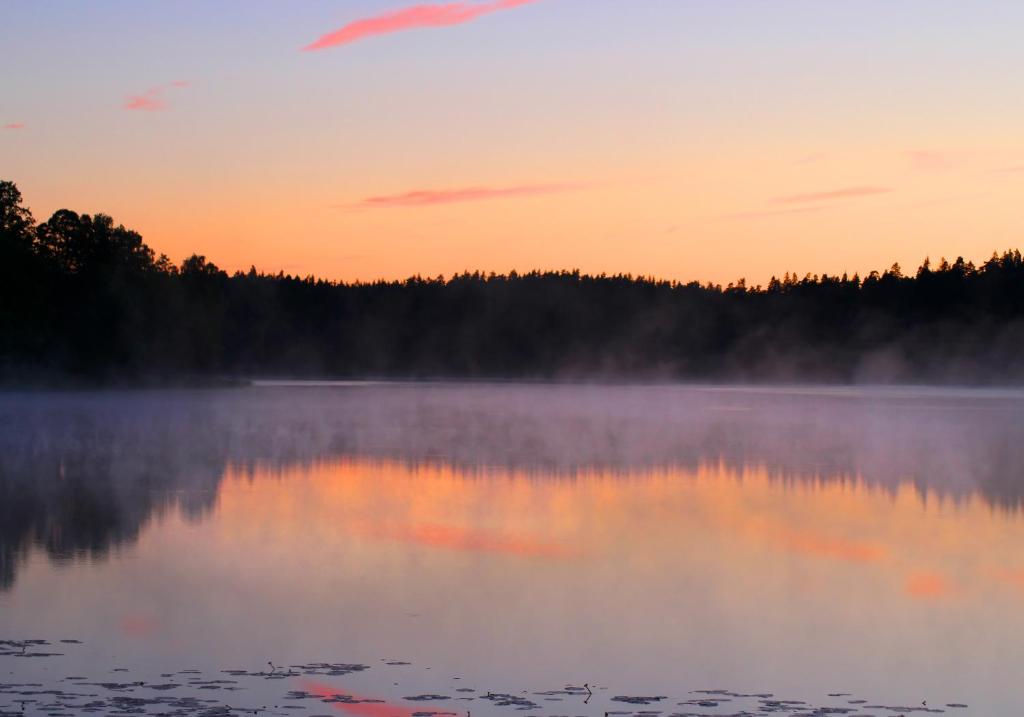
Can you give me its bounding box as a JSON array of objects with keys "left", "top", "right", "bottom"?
[{"left": 3, "top": 179, "right": 1024, "bottom": 384}]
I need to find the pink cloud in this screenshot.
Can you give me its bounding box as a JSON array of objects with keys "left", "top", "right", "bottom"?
[
  {"left": 123, "top": 81, "right": 190, "bottom": 112},
  {"left": 906, "top": 149, "right": 956, "bottom": 172},
  {"left": 774, "top": 186, "right": 892, "bottom": 205},
  {"left": 3, "top": 123, "right": 25, "bottom": 130},
  {"left": 350, "top": 182, "right": 580, "bottom": 209},
  {"left": 726, "top": 206, "right": 827, "bottom": 221},
  {"left": 303, "top": 0, "right": 538, "bottom": 51},
  {"left": 907, "top": 147, "right": 1024, "bottom": 174},
  {"left": 793, "top": 153, "right": 826, "bottom": 167},
  {"left": 124, "top": 89, "right": 167, "bottom": 112}
]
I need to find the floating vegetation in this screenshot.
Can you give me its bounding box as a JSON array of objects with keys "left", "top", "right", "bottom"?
[
  {"left": 479, "top": 692, "right": 540, "bottom": 710},
  {"left": 611, "top": 696, "right": 667, "bottom": 706},
  {"left": 0, "top": 640, "right": 62, "bottom": 658},
  {"left": 293, "top": 663, "right": 372, "bottom": 677},
  {"left": 0, "top": 637, "right": 972, "bottom": 717}
]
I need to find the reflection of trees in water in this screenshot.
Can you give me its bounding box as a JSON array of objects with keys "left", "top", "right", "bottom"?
[
  {"left": 3, "top": 385, "right": 1024, "bottom": 589},
  {"left": 0, "top": 397, "right": 226, "bottom": 589}
]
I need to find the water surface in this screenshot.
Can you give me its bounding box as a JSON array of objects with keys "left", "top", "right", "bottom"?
[{"left": 2, "top": 384, "right": 1023, "bottom": 716}]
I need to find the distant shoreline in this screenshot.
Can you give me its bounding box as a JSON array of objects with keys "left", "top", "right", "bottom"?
[
  {"left": 7, "top": 377, "right": 1024, "bottom": 398},
  {"left": 5, "top": 180, "right": 1024, "bottom": 387}
]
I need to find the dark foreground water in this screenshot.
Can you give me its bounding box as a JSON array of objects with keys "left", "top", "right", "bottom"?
[{"left": 2, "top": 383, "right": 1024, "bottom": 717}]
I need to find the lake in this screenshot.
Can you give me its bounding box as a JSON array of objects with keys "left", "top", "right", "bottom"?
[{"left": 2, "top": 383, "right": 1023, "bottom": 717}]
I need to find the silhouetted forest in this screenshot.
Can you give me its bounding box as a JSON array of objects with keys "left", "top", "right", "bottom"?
[{"left": 3, "top": 179, "right": 1024, "bottom": 384}]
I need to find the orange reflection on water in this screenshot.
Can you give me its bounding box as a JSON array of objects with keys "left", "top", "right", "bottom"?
[
  {"left": 209, "top": 458, "right": 1024, "bottom": 606},
  {"left": 356, "top": 522, "right": 580, "bottom": 559},
  {"left": 773, "top": 528, "right": 889, "bottom": 564},
  {"left": 905, "top": 572, "right": 955, "bottom": 599},
  {"left": 993, "top": 569, "right": 1024, "bottom": 591},
  {"left": 119, "top": 613, "right": 160, "bottom": 638},
  {"left": 298, "top": 678, "right": 420, "bottom": 717}
]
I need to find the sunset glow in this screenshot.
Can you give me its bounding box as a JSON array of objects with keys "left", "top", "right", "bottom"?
[
  {"left": 3, "top": 1, "right": 1024, "bottom": 284},
  {"left": 905, "top": 572, "right": 955, "bottom": 600},
  {"left": 207, "top": 458, "right": 1024, "bottom": 607}
]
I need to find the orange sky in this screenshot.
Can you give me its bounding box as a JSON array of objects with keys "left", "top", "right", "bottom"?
[{"left": 4, "top": 1, "right": 1024, "bottom": 284}]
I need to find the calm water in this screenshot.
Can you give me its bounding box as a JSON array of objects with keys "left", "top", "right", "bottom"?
[{"left": 2, "top": 383, "right": 1024, "bottom": 716}]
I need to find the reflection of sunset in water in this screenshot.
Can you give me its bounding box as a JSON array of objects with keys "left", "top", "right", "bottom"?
[
  {"left": 905, "top": 573, "right": 955, "bottom": 600},
  {"left": 299, "top": 679, "right": 418, "bottom": 717},
  {"left": 5, "top": 442, "right": 1024, "bottom": 715},
  {"left": 119, "top": 613, "right": 161, "bottom": 638},
  {"left": 994, "top": 569, "right": 1024, "bottom": 591},
  {"left": 355, "top": 522, "right": 581, "bottom": 560},
  {"left": 210, "top": 459, "right": 1024, "bottom": 606}
]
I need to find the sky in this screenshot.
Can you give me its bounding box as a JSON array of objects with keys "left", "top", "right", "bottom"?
[{"left": 2, "top": 0, "right": 1024, "bottom": 285}]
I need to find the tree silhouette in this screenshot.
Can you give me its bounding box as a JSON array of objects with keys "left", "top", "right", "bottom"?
[
  {"left": 2, "top": 179, "right": 1024, "bottom": 385},
  {"left": 35, "top": 209, "right": 156, "bottom": 276}
]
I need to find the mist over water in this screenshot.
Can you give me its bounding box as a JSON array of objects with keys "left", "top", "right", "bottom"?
[{"left": 2, "top": 383, "right": 1024, "bottom": 716}]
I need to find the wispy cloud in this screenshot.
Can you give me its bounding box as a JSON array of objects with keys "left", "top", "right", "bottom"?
[
  {"left": 347, "top": 182, "right": 580, "bottom": 209},
  {"left": 303, "top": 0, "right": 538, "bottom": 51},
  {"left": 907, "top": 147, "right": 1024, "bottom": 174},
  {"left": 774, "top": 186, "right": 892, "bottom": 205},
  {"left": 124, "top": 89, "right": 167, "bottom": 111},
  {"left": 3, "top": 123, "right": 25, "bottom": 130},
  {"left": 905, "top": 149, "right": 956, "bottom": 172},
  {"left": 793, "top": 153, "right": 826, "bottom": 167},
  {"left": 123, "top": 81, "right": 190, "bottom": 112},
  {"left": 726, "top": 206, "right": 826, "bottom": 221}
]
